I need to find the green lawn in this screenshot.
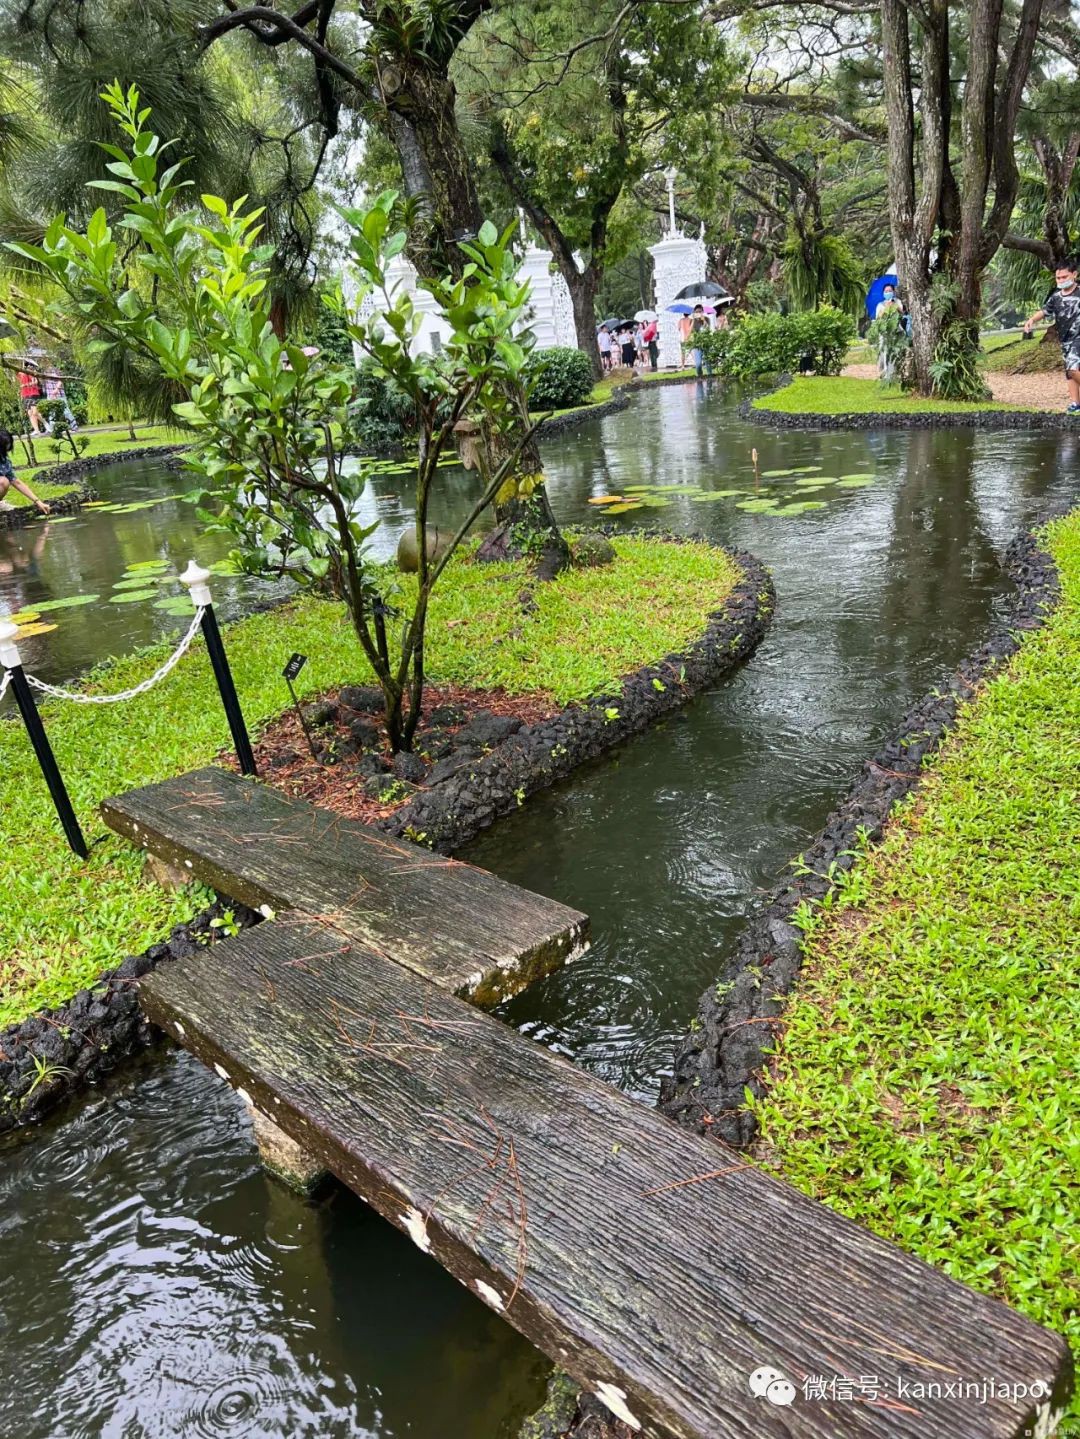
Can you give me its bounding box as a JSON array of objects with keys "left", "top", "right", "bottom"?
[
  {"left": 0, "top": 537, "right": 740, "bottom": 1030},
  {"left": 3, "top": 479, "right": 88, "bottom": 510},
  {"left": 754, "top": 375, "right": 1031, "bottom": 415},
  {"left": 756, "top": 508, "right": 1080, "bottom": 1397},
  {"left": 11, "top": 424, "right": 185, "bottom": 494}
]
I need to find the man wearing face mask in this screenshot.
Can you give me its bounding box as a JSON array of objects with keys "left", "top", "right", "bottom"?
[{"left": 1023, "top": 259, "right": 1080, "bottom": 412}]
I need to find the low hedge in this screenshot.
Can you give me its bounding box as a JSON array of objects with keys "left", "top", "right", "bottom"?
[{"left": 699, "top": 307, "right": 856, "bottom": 379}]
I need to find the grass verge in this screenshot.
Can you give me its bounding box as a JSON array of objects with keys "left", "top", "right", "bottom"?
[
  {"left": 0, "top": 536, "right": 739, "bottom": 1029},
  {"left": 755, "top": 508, "right": 1080, "bottom": 1394},
  {"left": 11, "top": 424, "right": 185, "bottom": 494},
  {"left": 754, "top": 376, "right": 1034, "bottom": 415}
]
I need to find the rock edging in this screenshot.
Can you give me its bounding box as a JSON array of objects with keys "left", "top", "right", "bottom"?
[
  {"left": 378, "top": 540, "right": 774, "bottom": 853},
  {"left": 538, "top": 373, "right": 707, "bottom": 436},
  {"left": 742, "top": 378, "right": 1077, "bottom": 431},
  {"left": 27, "top": 442, "right": 189, "bottom": 487},
  {"left": 0, "top": 486, "right": 93, "bottom": 531},
  {"left": 659, "top": 513, "right": 1064, "bottom": 1147},
  {"left": 0, "top": 898, "right": 261, "bottom": 1136}
]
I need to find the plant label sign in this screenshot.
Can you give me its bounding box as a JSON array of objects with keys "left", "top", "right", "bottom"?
[{"left": 282, "top": 653, "right": 307, "bottom": 683}]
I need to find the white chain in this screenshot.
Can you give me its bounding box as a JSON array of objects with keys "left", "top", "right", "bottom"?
[{"left": 24, "top": 608, "right": 206, "bottom": 705}]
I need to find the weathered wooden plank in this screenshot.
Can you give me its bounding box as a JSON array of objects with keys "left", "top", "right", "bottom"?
[
  {"left": 102, "top": 767, "right": 588, "bottom": 1003},
  {"left": 140, "top": 918, "right": 1073, "bottom": 1439}
]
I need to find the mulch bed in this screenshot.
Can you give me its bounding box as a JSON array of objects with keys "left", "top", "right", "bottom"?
[{"left": 247, "top": 681, "right": 559, "bottom": 827}]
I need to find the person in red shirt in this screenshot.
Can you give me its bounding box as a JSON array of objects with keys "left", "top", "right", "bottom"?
[
  {"left": 642, "top": 318, "right": 659, "bottom": 370},
  {"left": 17, "top": 367, "right": 47, "bottom": 436}
]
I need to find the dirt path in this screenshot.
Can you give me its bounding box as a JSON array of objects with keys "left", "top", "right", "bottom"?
[{"left": 842, "top": 361, "right": 1069, "bottom": 410}]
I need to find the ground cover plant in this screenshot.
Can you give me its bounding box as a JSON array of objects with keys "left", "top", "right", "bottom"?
[
  {"left": 755, "top": 508, "right": 1080, "bottom": 1397},
  {"left": 753, "top": 376, "right": 1035, "bottom": 415},
  {"left": 0, "top": 536, "right": 738, "bottom": 1030}
]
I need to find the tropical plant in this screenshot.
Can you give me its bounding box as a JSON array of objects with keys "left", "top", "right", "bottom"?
[
  {"left": 526, "top": 346, "right": 594, "bottom": 410},
  {"left": 10, "top": 85, "right": 539, "bottom": 753},
  {"left": 866, "top": 311, "right": 908, "bottom": 382},
  {"left": 698, "top": 307, "right": 855, "bottom": 379},
  {"left": 781, "top": 228, "right": 865, "bottom": 316}
]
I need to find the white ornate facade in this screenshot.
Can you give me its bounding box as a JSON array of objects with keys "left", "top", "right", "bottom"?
[
  {"left": 347, "top": 242, "right": 579, "bottom": 361},
  {"left": 648, "top": 231, "right": 707, "bottom": 369}
]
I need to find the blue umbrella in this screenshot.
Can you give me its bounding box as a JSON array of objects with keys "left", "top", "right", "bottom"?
[
  {"left": 666, "top": 302, "right": 717, "bottom": 315},
  {"left": 866, "top": 273, "right": 899, "bottom": 319}
]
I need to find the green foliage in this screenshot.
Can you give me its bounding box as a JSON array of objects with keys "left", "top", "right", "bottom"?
[
  {"left": 351, "top": 357, "right": 422, "bottom": 456},
  {"left": 700, "top": 308, "right": 855, "bottom": 379},
  {"left": 755, "top": 508, "right": 1080, "bottom": 1408},
  {"left": 13, "top": 84, "right": 538, "bottom": 751},
  {"left": 0, "top": 536, "right": 740, "bottom": 1030},
  {"left": 526, "top": 346, "right": 594, "bottom": 410},
  {"left": 926, "top": 272, "right": 991, "bottom": 402},
  {"left": 866, "top": 310, "right": 908, "bottom": 375},
  {"left": 780, "top": 228, "right": 865, "bottom": 316}
]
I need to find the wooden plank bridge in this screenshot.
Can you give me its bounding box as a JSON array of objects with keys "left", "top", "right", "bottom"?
[{"left": 104, "top": 768, "right": 1073, "bottom": 1439}]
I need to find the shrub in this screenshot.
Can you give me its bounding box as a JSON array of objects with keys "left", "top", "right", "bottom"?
[
  {"left": 353, "top": 357, "right": 421, "bottom": 456},
  {"left": 527, "top": 346, "right": 594, "bottom": 410},
  {"left": 698, "top": 307, "right": 856, "bottom": 379}
]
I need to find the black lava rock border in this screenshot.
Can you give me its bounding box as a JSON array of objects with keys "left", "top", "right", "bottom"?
[
  {"left": 0, "top": 485, "right": 94, "bottom": 532},
  {"left": 538, "top": 372, "right": 713, "bottom": 437},
  {"left": 659, "top": 510, "right": 1067, "bottom": 1147},
  {"left": 742, "top": 375, "right": 1078, "bottom": 431},
  {"left": 0, "top": 897, "right": 261, "bottom": 1137},
  {"left": 378, "top": 538, "right": 775, "bottom": 853},
  {"left": 31, "top": 442, "right": 189, "bottom": 486}
]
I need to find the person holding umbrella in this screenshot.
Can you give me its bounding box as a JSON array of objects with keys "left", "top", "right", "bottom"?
[
  {"left": 689, "top": 304, "right": 714, "bottom": 378},
  {"left": 635, "top": 308, "right": 658, "bottom": 370}
]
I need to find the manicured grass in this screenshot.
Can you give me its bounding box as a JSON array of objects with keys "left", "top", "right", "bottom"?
[
  {"left": 756, "top": 509, "right": 1080, "bottom": 1391},
  {"left": 754, "top": 376, "right": 1032, "bottom": 415},
  {"left": 554, "top": 368, "right": 700, "bottom": 417},
  {"left": 11, "top": 424, "right": 184, "bottom": 492},
  {"left": 0, "top": 537, "right": 739, "bottom": 1029}
]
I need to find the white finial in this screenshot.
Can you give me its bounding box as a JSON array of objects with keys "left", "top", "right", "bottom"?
[
  {"left": 0, "top": 618, "right": 22, "bottom": 669},
  {"left": 180, "top": 559, "right": 212, "bottom": 608},
  {"left": 664, "top": 166, "right": 678, "bottom": 237}
]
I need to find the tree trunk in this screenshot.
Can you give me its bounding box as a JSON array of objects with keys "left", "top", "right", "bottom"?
[{"left": 568, "top": 266, "right": 602, "bottom": 379}]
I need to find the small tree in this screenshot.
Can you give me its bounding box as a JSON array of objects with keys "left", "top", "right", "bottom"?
[{"left": 11, "top": 83, "right": 539, "bottom": 752}]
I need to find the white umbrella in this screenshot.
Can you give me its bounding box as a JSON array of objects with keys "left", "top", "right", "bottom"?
[{"left": 634, "top": 309, "right": 657, "bottom": 322}]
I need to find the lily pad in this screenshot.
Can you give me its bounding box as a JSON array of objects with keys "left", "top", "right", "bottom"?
[
  {"left": 690, "top": 490, "right": 744, "bottom": 502},
  {"left": 587, "top": 496, "right": 626, "bottom": 506},
  {"left": 603, "top": 502, "right": 645, "bottom": 514},
  {"left": 45, "top": 516, "right": 78, "bottom": 524},
  {"left": 16, "top": 621, "right": 59, "bottom": 637},
  {"left": 154, "top": 597, "right": 195, "bottom": 615},
  {"left": 836, "top": 477, "right": 874, "bottom": 488},
  {"left": 780, "top": 500, "right": 828, "bottom": 513},
  {"left": 759, "top": 468, "right": 798, "bottom": 478},
  {"left": 795, "top": 476, "right": 833, "bottom": 487},
  {"left": 7, "top": 610, "right": 41, "bottom": 625},
  {"left": 737, "top": 498, "right": 781, "bottom": 513},
  {"left": 113, "top": 576, "right": 165, "bottom": 590},
  {"left": 788, "top": 466, "right": 823, "bottom": 474},
  {"left": 838, "top": 473, "right": 874, "bottom": 482},
  {"left": 126, "top": 560, "right": 169, "bottom": 572},
  {"left": 31, "top": 594, "right": 100, "bottom": 612},
  {"left": 109, "top": 589, "right": 159, "bottom": 604}
]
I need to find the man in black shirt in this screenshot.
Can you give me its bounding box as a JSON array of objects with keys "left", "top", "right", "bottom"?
[{"left": 1024, "top": 258, "right": 1080, "bottom": 413}]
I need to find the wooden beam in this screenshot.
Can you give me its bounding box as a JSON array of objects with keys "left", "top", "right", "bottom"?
[
  {"left": 140, "top": 918, "right": 1073, "bottom": 1439},
  {"left": 102, "top": 767, "right": 588, "bottom": 1004}
]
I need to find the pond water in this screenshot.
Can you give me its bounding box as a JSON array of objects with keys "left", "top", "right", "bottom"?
[{"left": 2, "top": 383, "right": 1076, "bottom": 1439}]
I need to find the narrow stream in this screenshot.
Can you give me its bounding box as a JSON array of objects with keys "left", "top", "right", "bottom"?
[{"left": 2, "top": 384, "right": 1075, "bottom": 1438}]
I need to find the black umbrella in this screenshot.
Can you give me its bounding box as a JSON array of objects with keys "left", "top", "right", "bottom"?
[
  {"left": 598, "top": 316, "right": 633, "bottom": 331},
  {"left": 674, "top": 281, "right": 732, "bottom": 304}
]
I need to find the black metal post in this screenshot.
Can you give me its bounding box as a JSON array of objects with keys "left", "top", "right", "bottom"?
[
  {"left": 200, "top": 605, "right": 257, "bottom": 777},
  {"left": 5, "top": 663, "right": 88, "bottom": 858}
]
